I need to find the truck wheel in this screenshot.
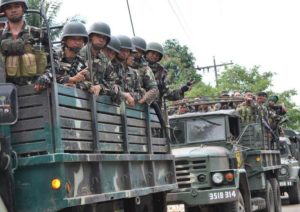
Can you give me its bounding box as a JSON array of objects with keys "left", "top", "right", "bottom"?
[
  {"left": 221, "top": 191, "right": 245, "bottom": 212},
  {"left": 270, "top": 178, "right": 282, "bottom": 212},
  {"left": 262, "top": 180, "right": 275, "bottom": 212},
  {"left": 287, "top": 179, "right": 300, "bottom": 204}
]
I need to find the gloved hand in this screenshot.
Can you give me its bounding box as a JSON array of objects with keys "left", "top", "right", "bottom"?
[{"left": 34, "top": 73, "right": 52, "bottom": 91}]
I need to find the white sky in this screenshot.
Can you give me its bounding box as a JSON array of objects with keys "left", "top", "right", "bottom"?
[{"left": 57, "top": 0, "right": 300, "bottom": 104}]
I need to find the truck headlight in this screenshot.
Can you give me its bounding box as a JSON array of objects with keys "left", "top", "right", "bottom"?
[
  {"left": 280, "top": 166, "right": 288, "bottom": 176},
  {"left": 212, "top": 172, "right": 224, "bottom": 184}
]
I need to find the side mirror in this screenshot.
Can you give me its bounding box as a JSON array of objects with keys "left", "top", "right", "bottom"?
[{"left": 0, "top": 83, "right": 18, "bottom": 125}]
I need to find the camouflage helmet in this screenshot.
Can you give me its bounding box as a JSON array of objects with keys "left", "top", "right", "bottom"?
[
  {"left": 116, "top": 35, "right": 133, "bottom": 50},
  {"left": 88, "top": 22, "right": 111, "bottom": 42},
  {"left": 107, "top": 36, "right": 121, "bottom": 53},
  {"left": 0, "top": 0, "right": 28, "bottom": 13},
  {"left": 61, "top": 22, "right": 88, "bottom": 44},
  {"left": 146, "top": 42, "right": 164, "bottom": 61},
  {"left": 131, "top": 36, "right": 146, "bottom": 52}
]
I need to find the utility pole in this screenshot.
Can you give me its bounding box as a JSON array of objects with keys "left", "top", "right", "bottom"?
[
  {"left": 196, "top": 56, "right": 233, "bottom": 87},
  {"left": 126, "top": 0, "right": 136, "bottom": 36}
]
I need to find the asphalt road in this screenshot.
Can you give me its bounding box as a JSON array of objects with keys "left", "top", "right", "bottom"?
[
  {"left": 282, "top": 204, "right": 300, "bottom": 212},
  {"left": 282, "top": 197, "right": 300, "bottom": 212}
]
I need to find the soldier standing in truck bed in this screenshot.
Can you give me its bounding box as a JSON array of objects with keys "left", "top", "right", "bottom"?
[
  {"left": 131, "top": 36, "right": 158, "bottom": 105},
  {"left": 79, "top": 22, "right": 112, "bottom": 96},
  {"left": 0, "top": 0, "right": 51, "bottom": 87},
  {"left": 50, "top": 22, "right": 99, "bottom": 94},
  {"left": 145, "top": 42, "right": 191, "bottom": 107}
]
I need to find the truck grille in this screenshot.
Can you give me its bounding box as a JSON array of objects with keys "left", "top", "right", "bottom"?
[{"left": 175, "top": 159, "right": 207, "bottom": 189}]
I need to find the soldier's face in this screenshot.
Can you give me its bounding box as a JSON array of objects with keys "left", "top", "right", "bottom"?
[
  {"left": 118, "top": 48, "right": 131, "bottom": 60},
  {"left": 146, "top": 51, "right": 161, "bottom": 63},
  {"left": 103, "top": 48, "right": 117, "bottom": 61},
  {"left": 126, "top": 54, "right": 135, "bottom": 66},
  {"left": 90, "top": 34, "right": 108, "bottom": 50},
  {"left": 65, "top": 37, "right": 85, "bottom": 48},
  {"left": 4, "top": 3, "right": 24, "bottom": 23}
]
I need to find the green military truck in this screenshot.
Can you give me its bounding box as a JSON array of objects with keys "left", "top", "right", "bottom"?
[
  {"left": 0, "top": 9, "right": 177, "bottom": 212},
  {"left": 0, "top": 82, "right": 177, "bottom": 212},
  {"left": 166, "top": 109, "right": 282, "bottom": 212},
  {"left": 278, "top": 136, "right": 300, "bottom": 204}
]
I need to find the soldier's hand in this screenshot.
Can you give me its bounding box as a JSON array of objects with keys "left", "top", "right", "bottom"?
[
  {"left": 90, "top": 85, "right": 101, "bottom": 96},
  {"left": 70, "top": 71, "right": 86, "bottom": 83},
  {"left": 123, "top": 92, "right": 135, "bottom": 107},
  {"left": 80, "top": 68, "right": 89, "bottom": 76},
  {"left": 34, "top": 74, "right": 52, "bottom": 92}
]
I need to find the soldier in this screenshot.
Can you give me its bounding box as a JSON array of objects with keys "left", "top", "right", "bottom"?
[
  {"left": 268, "top": 95, "right": 287, "bottom": 137},
  {"left": 268, "top": 95, "right": 287, "bottom": 116},
  {"left": 236, "top": 91, "right": 256, "bottom": 123},
  {"left": 101, "top": 36, "right": 123, "bottom": 103},
  {"left": 145, "top": 42, "right": 191, "bottom": 107},
  {"left": 131, "top": 36, "right": 158, "bottom": 104},
  {"left": 256, "top": 91, "right": 269, "bottom": 121},
  {"left": 51, "top": 22, "right": 98, "bottom": 94},
  {"left": 0, "top": 0, "right": 51, "bottom": 86},
  {"left": 115, "top": 35, "right": 143, "bottom": 107},
  {"left": 80, "top": 22, "right": 111, "bottom": 96}
]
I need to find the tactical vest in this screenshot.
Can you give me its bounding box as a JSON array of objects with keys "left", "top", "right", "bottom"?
[{"left": 0, "top": 25, "right": 48, "bottom": 77}]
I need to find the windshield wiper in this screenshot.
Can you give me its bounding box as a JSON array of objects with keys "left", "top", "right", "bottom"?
[{"left": 197, "top": 117, "right": 221, "bottom": 126}]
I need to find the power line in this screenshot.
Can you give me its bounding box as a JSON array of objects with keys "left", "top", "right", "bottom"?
[
  {"left": 196, "top": 56, "right": 233, "bottom": 87},
  {"left": 167, "top": 0, "right": 190, "bottom": 39},
  {"left": 126, "top": 0, "right": 135, "bottom": 36}
]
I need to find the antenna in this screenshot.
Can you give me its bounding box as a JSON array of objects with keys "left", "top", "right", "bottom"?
[{"left": 126, "top": 0, "right": 135, "bottom": 36}]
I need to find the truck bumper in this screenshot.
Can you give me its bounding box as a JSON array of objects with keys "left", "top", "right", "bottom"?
[{"left": 167, "top": 187, "right": 238, "bottom": 206}]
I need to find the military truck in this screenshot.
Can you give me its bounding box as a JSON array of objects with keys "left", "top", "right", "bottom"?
[
  {"left": 278, "top": 136, "right": 300, "bottom": 204},
  {"left": 0, "top": 9, "right": 176, "bottom": 212},
  {"left": 166, "top": 109, "right": 282, "bottom": 212},
  {"left": 0, "top": 83, "right": 177, "bottom": 212}
]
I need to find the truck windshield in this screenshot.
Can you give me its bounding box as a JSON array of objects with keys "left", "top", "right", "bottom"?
[{"left": 187, "top": 116, "right": 225, "bottom": 143}]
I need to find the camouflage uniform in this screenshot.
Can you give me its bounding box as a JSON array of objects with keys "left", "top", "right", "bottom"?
[
  {"left": 80, "top": 46, "right": 114, "bottom": 93},
  {"left": 0, "top": 23, "right": 50, "bottom": 86},
  {"left": 236, "top": 102, "right": 257, "bottom": 123},
  {"left": 148, "top": 62, "right": 183, "bottom": 107},
  {"left": 112, "top": 57, "right": 143, "bottom": 102},
  {"left": 55, "top": 50, "right": 91, "bottom": 91},
  {"left": 131, "top": 57, "right": 158, "bottom": 104}
]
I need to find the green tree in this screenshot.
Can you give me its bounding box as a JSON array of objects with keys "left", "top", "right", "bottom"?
[
  {"left": 161, "top": 39, "right": 202, "bottom": 89},
  {"left": 26, "top": 0, "right": 62, "bottom": 27},
  {"left": 217, "top": 64, "right": 274, "bottom": 93}
]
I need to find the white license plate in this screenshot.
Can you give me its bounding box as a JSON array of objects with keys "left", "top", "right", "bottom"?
[
  {"left": 208, "top": 190, "right": 237, "bottom": 201},
  {"left": 279, "top": 181, "right": 292, "bottom": 186},
  {"left": 167, "top": 204, "right": 185, "bottom": 212}
]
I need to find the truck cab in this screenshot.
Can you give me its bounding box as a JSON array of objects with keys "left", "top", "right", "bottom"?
[
  {"left": 167, "top": 106, "right": 282, "bottom": 212},
  {"left": 167, "top": 110, "right": 251, "bottom": 212},
  {"left": 278, "top": 136, "right": 300, "bottom": 204}
]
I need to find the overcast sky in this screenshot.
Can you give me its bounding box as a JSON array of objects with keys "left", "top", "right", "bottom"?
[{"left": 57, "top": 0, "right": 300, "bottom": 104}]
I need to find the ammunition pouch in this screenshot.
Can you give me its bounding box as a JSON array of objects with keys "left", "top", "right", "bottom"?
[
  {"left": 5, "top": 56, "right": 20, "bottom": 77},
  {"left": 33, "top": 49, "right": 47, "bottom": 75},
  {"left": 1, "top": 39, "right": 25, "bottom": 56}
]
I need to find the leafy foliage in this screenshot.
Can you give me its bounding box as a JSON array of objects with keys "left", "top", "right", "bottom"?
[
  {"left": 26, "top": 0, "right": 62, "bottom": 27},
  {"left": 161, "top": 39, "right": 202, "bottom": 89},
  {"left": 217, "top": 64, "right": 274, "bottom": 93}
]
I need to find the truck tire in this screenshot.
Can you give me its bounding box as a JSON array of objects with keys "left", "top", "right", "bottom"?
[
  {"left": 270, "top": 178, "right": 282, "bottom": 212},
  {"left": 287, "top": 179, "right": 300, "bottom": 204},
  {"left": 262, "top": 180, "right": 275, "bottom": 212},
  {"left": 218, "top": 191, "right": 245, "bottom": 212}
]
